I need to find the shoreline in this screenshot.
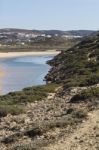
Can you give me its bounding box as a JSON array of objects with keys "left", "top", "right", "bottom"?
[
  {"left": 0, "top": 50, "right": 60, "bottom": 58},
  {"left": 0, "top": 50, "right": 59, "bottom": 95}
]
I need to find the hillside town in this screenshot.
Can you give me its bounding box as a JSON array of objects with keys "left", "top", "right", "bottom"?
[{"left": 0, "top": 28, "right": 92, "bottom": 47}]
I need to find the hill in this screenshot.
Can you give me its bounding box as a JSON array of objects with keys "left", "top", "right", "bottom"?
[
  {"left": 0, "top": 36, "right": 80, "bottom": 52},
  {"left": 0, "top": 28, "right": 95, "bottom": 36},
  {"left": 32, "top": 29, "right": 96, "bottom": 36},
  {"left": 46, "top": 33, "right": 99, "bottom": 87},
  {"left": 0, "top": 28, "right": 95, "bottom": 52},
  {"left": 0, "top": 34, "right": 99, "bottom": 150},
  {"left": 0, "top": 35, "right": 80, "bottom": 52}
]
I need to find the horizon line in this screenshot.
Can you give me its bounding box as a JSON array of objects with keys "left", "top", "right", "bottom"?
[{"left": 0, "top": 27, "right": 98, "bottom": 31}]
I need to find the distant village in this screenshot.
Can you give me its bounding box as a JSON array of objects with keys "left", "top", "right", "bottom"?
[{"left": 0, "top": 29, "right": 82, "bottom": 47}]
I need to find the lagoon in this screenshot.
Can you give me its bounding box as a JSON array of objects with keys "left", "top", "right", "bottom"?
[{"left": 0, "top": 55, "right": 53, "bottom": 95}]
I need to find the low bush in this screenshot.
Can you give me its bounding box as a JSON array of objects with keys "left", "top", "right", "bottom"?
[
  {"left": 0, "top": 105, "right": 24, "bottom": 117},
  {"left": 70, "top": 87, "right": 99, "bottom": 103},
  {"left": 0, "top": 83, "right": 59, "bottom": 117}
]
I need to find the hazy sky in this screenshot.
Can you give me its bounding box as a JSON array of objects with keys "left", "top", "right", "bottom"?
[{"left": 0, "top": 0, "right": 99, "bottom": 30}]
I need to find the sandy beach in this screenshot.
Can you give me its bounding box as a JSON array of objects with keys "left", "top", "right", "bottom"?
[{"left": 0, "top": 50, "right": 60, "bottom": 58}]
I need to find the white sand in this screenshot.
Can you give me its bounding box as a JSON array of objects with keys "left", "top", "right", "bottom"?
[{"left": 0, "top": 50, "right": 60, "bottom": 58}]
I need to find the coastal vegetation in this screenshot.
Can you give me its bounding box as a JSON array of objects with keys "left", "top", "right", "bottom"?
[
  {"left": 45, "top": 34, "right": 99, "bottom": 88},
  {"left": 0, "top": 83, "right": 58, "bottom": 117}
]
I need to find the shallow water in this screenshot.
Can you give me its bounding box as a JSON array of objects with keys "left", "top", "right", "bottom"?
[{"left": 0, "top": 55, "right": 53, "bottom": 95}]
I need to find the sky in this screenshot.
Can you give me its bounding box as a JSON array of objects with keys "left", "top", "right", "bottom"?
[{"left": 0, "top": 0, "right": 99, "bottom": 30}]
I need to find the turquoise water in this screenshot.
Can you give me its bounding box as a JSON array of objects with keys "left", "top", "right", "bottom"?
[{"left": 0, "top": 55, "right": 53, "bottom": 95}]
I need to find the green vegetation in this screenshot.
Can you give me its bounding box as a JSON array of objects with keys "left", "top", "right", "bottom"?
[
  {"left": 70, "top": 87, "right": 99, "bottom": 103},
  {"left": 0, "top": 83, "right": 58, "bottom": 117},
  {"left": 0, "top": 83, "right": 58, "bottom": 105},
  {"left": 65, "top": 108, "right": 87, "bottom": 119},
  {"left": 45, "top": 34, "right": 99, "bottom": 89},
  {"left": 0, "top": 105, "right": 24, "bottom": 117}
]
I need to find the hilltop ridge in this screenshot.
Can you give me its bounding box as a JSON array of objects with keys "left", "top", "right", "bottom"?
[{"left": 0, "top": 28, "right": 95, "bottom": 36}]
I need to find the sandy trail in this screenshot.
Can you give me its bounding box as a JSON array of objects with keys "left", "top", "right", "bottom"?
[{"left": 43, "top": 110, "right": 99, "bottom": 150}]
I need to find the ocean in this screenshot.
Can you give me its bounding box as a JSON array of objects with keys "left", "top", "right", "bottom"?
[{"left": 0, "top": 55, "right": 53, "bottom": 95}]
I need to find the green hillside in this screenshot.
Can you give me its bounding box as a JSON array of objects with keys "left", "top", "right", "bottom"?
[{"left": 46, "top": 34, "right": 99, "bottom": 88}]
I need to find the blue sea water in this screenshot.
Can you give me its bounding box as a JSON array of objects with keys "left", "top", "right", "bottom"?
[{"left": 0, "top": 55, "right": 53, "bottom": 95}]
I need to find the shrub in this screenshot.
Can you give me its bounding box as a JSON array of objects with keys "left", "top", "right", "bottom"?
[
  {"left": 73, "top": 109, "right": 87, "bottom": 119},
  {"left": 0, "top": 105, "right": 24, "bottom": 117}
]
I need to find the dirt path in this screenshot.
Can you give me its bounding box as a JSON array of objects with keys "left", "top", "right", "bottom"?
[{"left": 43, "top": 110, "right": 99, "bottom": 150}]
